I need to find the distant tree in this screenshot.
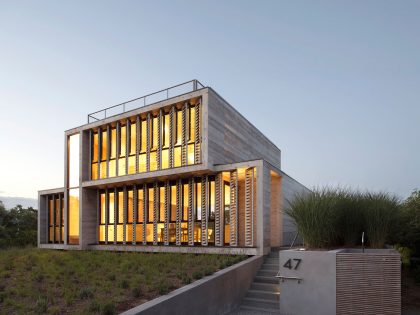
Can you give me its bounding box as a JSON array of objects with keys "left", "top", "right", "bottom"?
[
  {"left": 393, "top": 190, "right": 420, "bottom": 256},
  {"left": 0, "top": 201, "right": 37, "bottom": 248}
]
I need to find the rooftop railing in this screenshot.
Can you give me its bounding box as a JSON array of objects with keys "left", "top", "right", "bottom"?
[{"left": 87, "top": 79, "right": 205, "bottom": 123}]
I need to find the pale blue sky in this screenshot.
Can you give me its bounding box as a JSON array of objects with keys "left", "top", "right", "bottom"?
[{"left": 0, "top": 1, "right": 419, "bottom": 200}]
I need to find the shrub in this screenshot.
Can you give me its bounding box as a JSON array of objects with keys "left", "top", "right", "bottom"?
[
  {"left": 101, "top": 302, "right": 115, "bottom": 315},
  {"left": 36, "top": 295, "right": 48, "bottom": 314},
  {"left": 131, "top": 287, "right": 141, "bottom": 298},
  {"left": 79, "top": 287, "right": 94, "bottom": 299},
  {"left": 394, "top": 190, "right": 420, "bottom": 255},
  {"left": 286, "top": 187, "right": 400, "bottom": 248},
  {"left": 88, "top": 300, "right": 101, "bottom": 313}
]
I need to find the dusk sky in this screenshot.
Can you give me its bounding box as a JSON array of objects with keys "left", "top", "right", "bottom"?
[{"left": 0, "top": 1, "right": 419, "bottom": 201}]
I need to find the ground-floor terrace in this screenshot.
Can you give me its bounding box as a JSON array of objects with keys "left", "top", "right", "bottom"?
[{"left": 39, "top": 160, "right": 287, "bottom": 256}]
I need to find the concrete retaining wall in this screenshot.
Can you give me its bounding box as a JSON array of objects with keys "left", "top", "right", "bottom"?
[{"left": 121, "top": 255, "right": 263, "bottom": 315}]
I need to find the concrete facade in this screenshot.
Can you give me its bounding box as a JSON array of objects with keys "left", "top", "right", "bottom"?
[{"left": 38, "top": 81, "right": 308, "bottom": 255}]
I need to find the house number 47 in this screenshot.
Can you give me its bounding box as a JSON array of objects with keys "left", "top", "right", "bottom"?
[{"left": 283, "top": 258, "right": 302, "bottom": 270}]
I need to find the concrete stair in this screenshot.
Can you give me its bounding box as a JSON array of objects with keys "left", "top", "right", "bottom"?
[{"left": 230, "top": 251, "right": 280, "bottom": 314}]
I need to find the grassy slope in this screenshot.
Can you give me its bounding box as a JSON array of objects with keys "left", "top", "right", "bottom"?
[{"left": 0, "top": 248, "right": 246, "bottom": 315}]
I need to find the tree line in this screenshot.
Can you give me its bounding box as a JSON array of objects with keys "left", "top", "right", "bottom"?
[{"left": 0, "top": 201, "right": 37, "bottom": 248}]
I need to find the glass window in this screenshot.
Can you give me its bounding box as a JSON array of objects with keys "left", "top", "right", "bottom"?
[
  {"left": 224, "top": 182, "right": 230, "bottom": 245},
  {"left": 182, "top": 183, "right": 189, "bottom": 221},
  {"left": 159, "top": 186, "right": 165, "bottom": 222},
  {"left": 176, "top": 110, "right": 182, "bottom": 145},
  {"left": 163, "top": 113, "right": 170, "bottom": 148},
  {"left": 118, "top": 191, "right": 124, "bottom": 224},
  {"left": 148, "top": 187, "right": 154, "bottom": 222},
  {"left": 92, "top": 163, "right": 98, "bottom": 180},
  {"left": 130, "top": 122, "right": 136, "bottom": 155},
  {"left": 150, "top": 151, "right": 157, "bottom": 171},
  {"left": 55, "top": 198, "right": 60, "bottom": 226},
  {"left": 92, "top": 133, "right": 98, "bottom": 162},
  {"left": 109, "top": 191, "right": 115, "bottom": 224},
  {"left": 162, "top": 149, "right": 169, "bottom": 169},
  {"left": 137, "top": 188, "right": 144, "bottom": 223},
  {"left": 174, "top": 147, "right": 182, "bottom": 168},
  {"left": 101, "top": 130, "right": 107, "bottom": 161},
  {"left": 141, "top": 119, "right": 147, "bottom": 153},
  {"left": 139, "top": 153, "right": 146, "bottom": 173},
  {"left": 110, "top": 128, "right": 117, "bottom": 159},
  {"left": 100, "top": 192, "right": 106, "bottom": 224},
  {"left": 118, "top": 157, "right": 126, "bottom": 176},
  {"left": 68, "top": 134, "right": 80, "bottom": 188},
  {"left": 196, "top": 182, "right": 201, "bottom": 221},
  {"left": 189, "top": 106, "right": 195, "bottom": 142},
  {"left": 209, "top": 180, "right": 215, "bottom": 221},
  {"left": 152, "top": 116, "right": 158, "bottom": 149},
  {"left": 68, "top": 188, "right": 79, "bottom": 245},
  {"left": 100, "top": 161, "right": 107, "bottom": 179},
  {"left": 128, "top": 190, "right": 133, "bottom": 223},
  {"left": 109, "top": 159, "right": 116, "bottom": 177},
  {"left": 188, "top": 143, "right": 195, "bottom": 165},
  {"left": 120, "top": 125, "right": 127, "bottom": 157},
  {"left": 170, "top": 185, "right": 177, "bottom": 222}
]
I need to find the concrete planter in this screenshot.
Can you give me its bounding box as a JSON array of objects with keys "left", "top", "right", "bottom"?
[{"left": 279, "top": 248, "right": 401, "bottom": 315}]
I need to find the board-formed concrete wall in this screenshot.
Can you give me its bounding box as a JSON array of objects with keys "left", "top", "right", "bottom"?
[
  {"left": 207, "top": 88, "right": 281, "bottom": 170},
  {"left": 280, "top": 171, "right": 311, "bottom": 246},
  {"left": 121, "top": 255, "right": 263, "bottom": 315}
]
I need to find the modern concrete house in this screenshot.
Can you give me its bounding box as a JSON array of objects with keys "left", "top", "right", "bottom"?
[{"left": 38, "top": 80, "right": 308, "bottom": 256}]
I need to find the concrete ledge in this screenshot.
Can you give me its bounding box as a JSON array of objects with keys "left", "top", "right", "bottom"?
[
  {"left": 88, "top": 244, "right": 258, "bottom": 255},
  {"left": 121, "top": 255, "right": 263, "bottom": 315},
  {"left": 39, "top": 244, "right": 81, "bottom": 250}
]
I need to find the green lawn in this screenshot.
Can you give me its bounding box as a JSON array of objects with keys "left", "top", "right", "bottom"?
[{"left": 0, "top": 247, "right": 247, "bottom": 315}]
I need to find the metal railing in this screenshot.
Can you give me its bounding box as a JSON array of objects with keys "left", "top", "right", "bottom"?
[{"left": 87, "top": 79, "right": 205, "bottom": 123}]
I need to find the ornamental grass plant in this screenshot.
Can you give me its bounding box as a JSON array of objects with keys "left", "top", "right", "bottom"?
[{"left": 285, "top": 187, "right": 399, "bottom": 249}]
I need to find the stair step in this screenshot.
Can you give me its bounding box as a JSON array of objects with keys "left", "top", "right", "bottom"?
[
  {"left": 264, "top": 258, "right": 279, "bottom": 264},
  {"left": 246, "top": 289, "right": 279, "bottom": 301},
  {"left": 254, "top": 276, "right": 278, "bottom": 284},
  {"left": 242, "top": 297, "right": 279, "bottom": 310},
  {"left": 261, "top": 263, "right": 279, "bottom": 270},
  {"left": 250, "top": 282, "right": 279, "bottom": 292},
  {"left": 257, "top": 270, "right": 278, "bottom": 277},
  {"left": 239, "top": 304, "right": 280, "bottom": 314}
]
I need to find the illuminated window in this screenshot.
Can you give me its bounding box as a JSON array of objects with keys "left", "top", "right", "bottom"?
[
  {"left": 148, "top": 187, "right": 154, "bottom": 222},
  {"left": 120, "top": 125, "right": 126, "bottom": 157},
  {"left": 101, "top": 130, "right": 107, "bottom": 162},
  {"left": 176, "top": 110, "right": 182, "bottom": 145},
  {"left": 224, "top": 181, "right": 230, "bottom": 245},
  {"left": 189, "top": 106, "right": 195, "bottom": 142},
  {"left": 92, "top": 133, "right": 98, "bottom": 180},
  {"left": 159, "top": 186, "right": 165, "bottom": 222},
  {"left": 68, "top": 188, "right": 79, "bottom": 245},
  {"left": 118, "top": 191, "right": 124, "bottom": 224},
  {"left": 109, "top": 128, "right": 117, "bottom": 177},
  {"left": 100, "top": 192, "right": 106, "bottom": 224},
  {"left": 137, "top": 188, "right": 144, "bottom": 223},
  {"left": 68, "top": 134, "right": 80, "bottom": 188},
  {"left": 140, "top": 119, "right": 147, "bottom": 153},
  {"left": 130, "top": 122, "right": 136, "bottom": 155},
  {"left": 128, "top": 189, "right": 133, "bottom": 224},
  {"left": 109, "top": 191, "right": 115, "bottom": 224},
  {"left": 208, "top": 178, "right": 215, "bottom": 244}
]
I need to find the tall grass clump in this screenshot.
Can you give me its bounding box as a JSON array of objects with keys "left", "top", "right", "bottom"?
[{"left": 286, "top": 187, "right": 400, "bottom": 249}]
